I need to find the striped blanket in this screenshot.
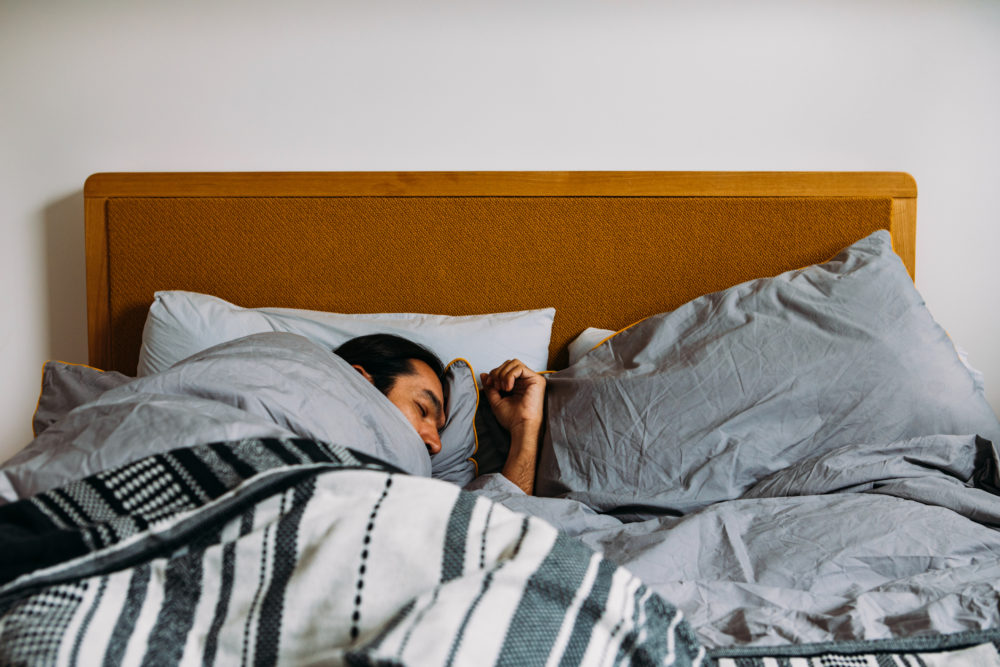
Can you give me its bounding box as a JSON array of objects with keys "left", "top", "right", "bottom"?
[{"left": 0, "top": 438, "right": 704, "bottom": 666}]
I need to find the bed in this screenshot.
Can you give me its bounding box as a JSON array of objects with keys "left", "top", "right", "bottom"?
[{"left": 2, "top": 171, "right": 1000, "bottom": 666}]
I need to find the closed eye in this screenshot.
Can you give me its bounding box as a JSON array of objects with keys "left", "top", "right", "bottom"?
[{"left": 421, "top": 389, "right": 445, "bottom": 430}]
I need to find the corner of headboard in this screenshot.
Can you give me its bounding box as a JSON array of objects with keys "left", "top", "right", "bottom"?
[
  {"left": 888, "top": 172, "right": 917, "bottom": 279},
  {"left": 84, "top": 176, "right": 111, "bottom": 371}
]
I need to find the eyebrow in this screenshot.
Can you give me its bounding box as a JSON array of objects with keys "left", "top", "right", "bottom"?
[{"left": 422, "top": 389, "right": 445, "bottom": 429}]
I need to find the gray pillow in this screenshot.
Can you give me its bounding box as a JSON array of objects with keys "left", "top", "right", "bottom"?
[
  {"left": 32, "top": 362, "right": 132, "bottom": 436},
  {"left": 538, "top": 231, "right": 1000, "bottom": 516},
  {"left": 432, "top": 359, "right": 477, "bottom": 486}
]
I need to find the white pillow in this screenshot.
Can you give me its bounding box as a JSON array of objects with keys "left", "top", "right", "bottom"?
[
  {"left": 138, "top": 291, "right": 555, "bottom": 381},
  {"left": 567, "top": 327, "right": 616, "bottom": 366}
]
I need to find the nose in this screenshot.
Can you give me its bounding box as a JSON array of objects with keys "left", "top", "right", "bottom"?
[{"left": 423, "top": 427, "right": 442, "bottom": 456}]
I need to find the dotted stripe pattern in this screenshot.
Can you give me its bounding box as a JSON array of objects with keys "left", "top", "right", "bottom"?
[
  {"left": 351, "top": 474, "right": 394, "bottom": 641},
  {"left": 0, "top": 583, "right": 88, "bottom": 664}
]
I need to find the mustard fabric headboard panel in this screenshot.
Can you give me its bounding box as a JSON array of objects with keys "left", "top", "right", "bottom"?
[{"left": 84, "top": 172, "right": 917, "bottom": 375}]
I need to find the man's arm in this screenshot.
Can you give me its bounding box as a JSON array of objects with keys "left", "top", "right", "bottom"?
[{"left": 480, "top": 360, "right": 546, "bottom": 495}]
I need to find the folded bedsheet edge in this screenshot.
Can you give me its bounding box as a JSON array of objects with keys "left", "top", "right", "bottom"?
[{"left": 707, "top": 628, "right": 1000, "bottom": 665}]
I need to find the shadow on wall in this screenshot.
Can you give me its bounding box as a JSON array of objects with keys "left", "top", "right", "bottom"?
[{"left": 43, "top": 190, "right": 88, "bottom": 365}]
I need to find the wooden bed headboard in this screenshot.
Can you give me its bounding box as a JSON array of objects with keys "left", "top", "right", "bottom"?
[{"left": 84, "top": 171, "right": 917, "bottom": 374}]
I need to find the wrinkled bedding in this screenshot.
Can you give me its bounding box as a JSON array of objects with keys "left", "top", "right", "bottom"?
[
  {"left": 1, "top": 333, "right": 434, "bottom": 501},
  {"left": 0, "top": 439, "right": 699, "bottom": 666},
  {"left": 2, "top": 334, "right": 999, "bottom": 661},
  {"left": 472, "top": 434, "right": 1000, "bottom": 648},
  {"left": 488, "top": 232, "right": 1000, "bottom": 650},
  {"left": 5, "top": 232, "right": 1000, "bottom": 663},
  {"left": 0, "top": 337, "right": 701, "bottom": 666},
  {"left": 537, "top": 232, "right": 1000, "bottom": 517}
]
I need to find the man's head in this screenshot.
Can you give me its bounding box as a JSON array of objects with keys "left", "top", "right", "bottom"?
[{"left": 333, "top": 334, "right": 448, "bottom": 456}]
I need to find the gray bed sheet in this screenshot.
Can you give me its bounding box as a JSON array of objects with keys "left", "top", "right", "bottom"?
[{"left": 470, "top": 433, "right": 1000, "bottom": 648}]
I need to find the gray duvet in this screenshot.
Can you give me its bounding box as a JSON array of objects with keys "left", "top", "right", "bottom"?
[
  {"left": 5, "top": 231, "right": 1000, "bottom": 657},
  {"left": 470, "top": 232, "right": 1000, "bottom": 649},
  {"left": 471, "top": 433, "right": 1000, "bottom": 647},
  {"left": 4, "top": 328, "right": 1000, "bottom": 653},
  {"left": 0, "top": 333, "right": 432, "bottom": 501}
]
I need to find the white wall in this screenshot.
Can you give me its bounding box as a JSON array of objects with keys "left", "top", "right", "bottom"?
[{"left": 2, "top": 0, "right": 999, "bottom": 463}]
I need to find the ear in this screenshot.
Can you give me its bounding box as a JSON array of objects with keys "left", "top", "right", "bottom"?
[{"left": 351, "top": 364, "right": 375, "bottom": 385}]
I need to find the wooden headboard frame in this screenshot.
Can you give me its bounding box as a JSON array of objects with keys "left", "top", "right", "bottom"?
[{"left": 84, "top": 171, "right": 916, "bottom": 374}]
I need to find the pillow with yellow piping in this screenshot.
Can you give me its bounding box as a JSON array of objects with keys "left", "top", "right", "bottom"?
[{"left": 435, "top": 359, "right": 479, "bottom": 486}]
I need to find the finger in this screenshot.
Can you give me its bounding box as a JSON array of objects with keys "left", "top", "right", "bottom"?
[
  {"left": 486, "top": 360, "right": 516, "bottom": 376},
  {"left": 497, "top": 368, "right": 522, "bottom": 392},
  {"left": 484, "top": 360, "right": 515, "bottom": 392},
  {"left": 496, "top": 359, "right": 528, "bottom": 376},
  {"left": 505, "top": 364, "right": 541, "bottom": 393},
  {"left": 483, "top": 383, "right": 503, "bottom": 409},
  {"left": 482, "top": 369, "right": 507, "bottom": 388},
  {"left": 499, "top": 359, "right": 535, "bottom": 376}
]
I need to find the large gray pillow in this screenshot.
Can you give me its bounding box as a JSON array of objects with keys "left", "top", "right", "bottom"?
[{"left": 537, "top": 231, "right": 1000, "bottom": 516}]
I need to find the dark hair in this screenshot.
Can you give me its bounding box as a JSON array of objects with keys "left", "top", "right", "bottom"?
[{"left": 333, "top": 334, "right": 449, "bottom": 402}]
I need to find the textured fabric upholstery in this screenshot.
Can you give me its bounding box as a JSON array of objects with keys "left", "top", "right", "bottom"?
[{"left": 104, "top": 195, "right": 893, "bottom": 373}]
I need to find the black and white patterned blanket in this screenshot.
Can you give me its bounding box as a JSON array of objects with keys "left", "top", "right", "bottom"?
[{"left": 0, "top": 438, "right": 705, "bottom": 666}]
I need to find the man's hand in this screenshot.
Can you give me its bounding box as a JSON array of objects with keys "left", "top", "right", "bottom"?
[
  {"left": 481, "top": 360, "right": 545, "bottom": 495},
  {"left": 480, "top": 359, "right": 546, "bottom": 433}
]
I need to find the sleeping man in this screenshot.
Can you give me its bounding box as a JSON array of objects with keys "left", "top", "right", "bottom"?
[{"left": 333, "top": 334, "right": 545, "bottom": 495}]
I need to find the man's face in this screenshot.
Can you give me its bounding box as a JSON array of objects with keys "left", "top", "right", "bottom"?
[{"left": 384, "top": 360, "right": 446, "bottom": 456}]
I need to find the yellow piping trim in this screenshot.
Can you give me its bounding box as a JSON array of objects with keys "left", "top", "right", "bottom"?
[
  {"left": 589, "top": 316, "right": 652, "bottom": 354},
  {"left": 445, "top": 357, "right": 481, "bottom": 478}
]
